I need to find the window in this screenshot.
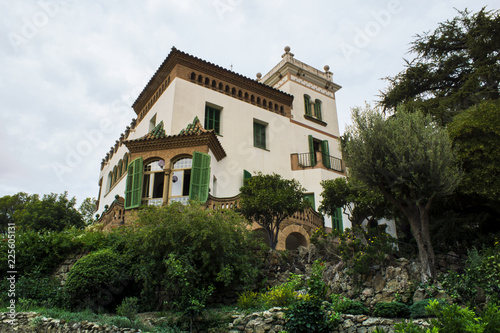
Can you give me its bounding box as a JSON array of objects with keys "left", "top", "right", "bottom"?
[
  {"left": 253, "top": 121, "right": 267, "bottom": 149},
  {"left": 314, "top": 99, "right": 322, "bottom": 120},
  {"left": 321, "top": 140, "right": 331, "bottom": 169},
  {"left": 149, "top": 114, "right": 157, "bottom": 132},
  {"left": 189, "top": 151, "right": 211, "bottom": 203},
  {"left": 170, "top": 157, "right": 192, "bottom": 204},
  {"left": 204, "top": 105, "right": 221, "bottom": 134},
  {"left": 243, "top": 169, "right": 252, "bottom": 185},
  {"left": 332, "top": 207, "right": 343, "bottom": 231},
  {"left": 304, "top": 94, "right": 312, "bottom": 116},
  {"left": 142, "top": 160, "right": 165, "bottom": 206},
  {"left": 304, "top": 193, "right": 315, "bottom": 210},
  {"left": 117, "top": 160, "right": 123, "bottom": 178}
]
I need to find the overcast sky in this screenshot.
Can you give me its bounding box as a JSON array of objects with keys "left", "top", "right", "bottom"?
[{"left": 0, "top": 0, "right": 496, "bottom": 205}]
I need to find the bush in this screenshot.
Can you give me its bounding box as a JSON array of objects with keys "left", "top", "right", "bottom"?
[
  {"left": 116, "top": 297, "right": 139, "bottom": 325},
  {"left": 64, "top": 248, "right": 129, "bottom": 310},
  {"left": 330, "top": 294, "right": 369, "bottom": 315},
  {"left": 441, "top": 243, "right": 500, "bottom": 306},
  {"left": 123, "top": 203, "right": 262, "bottom": 310},
  {"left": 261, "top": 274, "right": 304, "bottom": 308},
  {"left": 285, "top": 299, "right": 331, "bottom": 333},
  {"left": 409, "top": 298, "right": 447, "bottom": 318},
  {"left": 307, "top": 260, "right": 327, "bottom": 300},
  {"left": 373, "top": 302, "right": 410, "bottom": 318}
]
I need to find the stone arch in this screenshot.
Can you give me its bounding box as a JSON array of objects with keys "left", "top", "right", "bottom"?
[{"left": 278, "top": 225, "right": 309, "bottom": 251}]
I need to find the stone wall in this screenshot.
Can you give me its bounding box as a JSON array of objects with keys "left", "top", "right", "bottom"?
[
  {"left": 52, "top": 251, "right": 88, "bottom": 285},
  {"left": 227, "top": 307, "right": 431, "bottom": 333},
  {"left": 0, "top": 312, "right": 140, "bottom": 333}
]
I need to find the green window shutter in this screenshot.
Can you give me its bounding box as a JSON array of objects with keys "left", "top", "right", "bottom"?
[
  {"left": 189, "top": 151, "right": 211, "bottom": 203},
  {"left": 304, "top": 95, "right": 312, "bottom": 116},
  {"left": 254, "top": 122, "right": 266, "bottom": 149},
  {"left": 304, "top": 193, "right": 315, "bottom": 210},
  {"left": 314, "top": 99, "right": 322, "bottom": 120},
  {"left": 308, "top": 135, "right": 316, "bottom": 166},
  {"left": 243, "top": 169, "right": 252, "bottom": 185},
  {"left": 205, "top": 106, "right": 220, "bottom": 134},
  {"left": 332, "top": 207, "right": 343, "bottom": 230},
  {"left": 125, "top": 157, "right": 143, "bottom": 209},
  {"left": 321, "top": 140, "right": 331, "bottom": 169}
]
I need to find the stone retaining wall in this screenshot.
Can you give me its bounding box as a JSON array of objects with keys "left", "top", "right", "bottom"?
[
  {"left": 227, "top": 307, "right": 431, "bottom": 333},
  {"left": 0, "top": 312, "right": 140, "bottom": 333}
]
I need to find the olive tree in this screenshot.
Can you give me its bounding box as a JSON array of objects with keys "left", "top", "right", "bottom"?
[{"left": 343, "top": 106, "right": 461, "bottom": 282}]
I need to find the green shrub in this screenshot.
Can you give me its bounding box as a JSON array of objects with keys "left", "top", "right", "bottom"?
[
  {"left": 285, "top": 299, "right": 331, "bottom": 333},
  {"left": 64, "top": 248, "right": 128, "bottom": 310},
  {"left": 409, "top": 298, "right": 447, "bottom": 318},
  {"left": 237, "top": 291, "right": 261, "bottom": 309},
  {"left": 124, "top": 202, "right": 262, "bottom": 311},
  {"left": 393, "top": 320, "right": 428, "bottom": 332},
  {"left": 307, "top": 260, "right": 327, "bottom": 300},
  {"left": 373, "top": 302, "right": 410, "bottom": 318},
  {"left": 441, "top": 243, "right": 500, "bottom": 306},
  {"left": 116, "top": 297, "right": 139, "bottom": 326},
  {"left": 330, "top": 294, "right": 369, "bottom": 315},
  {"left": 427, "top": 299, "right": 482, "bottom": 332}
]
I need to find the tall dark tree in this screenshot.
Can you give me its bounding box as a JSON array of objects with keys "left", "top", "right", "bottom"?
[
  {"left": 380, "top": 8, "right": 500, "bottom": 125},
  {"left": 0, "top": 192, "right": 29, "bottom": 233},
  {"left": 238, "top": 173, "right": 308, "bottom": 250},
  {"left": 343, "top": 106, "right": 461, "bottom": 282}
]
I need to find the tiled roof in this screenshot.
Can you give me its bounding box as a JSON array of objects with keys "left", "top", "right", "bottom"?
[
  {"left": 179, "top": 116, "right": 209, "bottom": 135},
  {"left": 129, "top": 117, "right": 212, "bottom": 143}
]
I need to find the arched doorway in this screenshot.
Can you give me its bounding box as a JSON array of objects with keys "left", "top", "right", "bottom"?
[{"left": 285, "top": 232, "right": 308, "bottom": 250}]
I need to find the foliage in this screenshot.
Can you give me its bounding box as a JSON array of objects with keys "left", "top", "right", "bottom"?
[
  {"left": 124, "top": 202, "right": 262, "bottom": 310},
  {"left": 330, "top": 294, "right": 369, "bottom": 315},
  {"left": 236, "top": 291, "right": 260, "bottom": 309},
  {"left": 285, "top": 298, "right": 331, "bottom": 333},
  {"left": 427, "top": 299, "right": 500, "bottom": 333},
  {"left": 116, "top": 297, "right": 139, "bottom": 326},
  {"left": 447, "top": 100, "right": 500, "bottom": 213},
  {"left": 343, "top": 105, "right": 460, "bottom": 282},
  {"left": 307, "top": 260, "right": 327, "bottom": 300},
  {"left": 336, "top": 227, "right": 396, "bottom": 277},
  {"left": 64, "top": 248, "right": 129, "bottom": 310},
  {"left": 261, "top": 274, "right": 304, "bottom": 308},
  {"left": 379, "top": 8, "right": 500, "bottom": 124},
  {"left": 12, "top": 192, "right": 85, "bottom": 232},
  {"left": 238, "top": 172, "right": 308, "bottom": 250},
  {"left": 409, "top": 298, "right": 447, "bottom": 318},
  {"left": 319, "top": 177, "right": 391, "bottom": 228},
  {"left": 373, "top": 302, "right": 410, "bottom": 318},
  {"left": 164, "top": 253, "right": 215, "bottom": 330},
  {"left": 441, "top": 243, "right": 500, "bottom": 306},
  {"left": 0, "top": 192, "right": 29, "bottom": 233},
  {"left": 79, "top": 197, "right": 97, "bottom": 225}
]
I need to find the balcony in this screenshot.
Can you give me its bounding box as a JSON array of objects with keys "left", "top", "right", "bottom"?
[{"left": 291, "top": 151, "right": 344, "bottom": 173}]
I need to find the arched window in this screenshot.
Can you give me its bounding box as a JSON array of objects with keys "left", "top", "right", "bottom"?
[
  {"left": 170, "top": 157, "right": 192, "bottom": 204},
  {"left": 212, "top": 80, "right": 217, "bottom": 88},
  {"left": 251, "top": 95, "right": 255, "bottom": 103},
  {"left": 197, "top": 75, "right": 203, "bottom": 83},
  {"left": 304, "top": 95, "right": 312, "bottom": 116},
  {"left": 219, "top": 82, "right": 224, "bottom": 90},
  {"left": 314, "top": 99, "right": 322, "bottom": 120},
  {"left": 112, "top": 166, "right": 118, "bottom": 185},
  {"left": 123, "top": 153, "right": 129, "bottom": 172},
  {"left": 107, "top": 171, "right": 113, "bottom": 193},
  {"left": 245, "top": 92, "right": 249, "bottom": 100},
  {"left": 257, "top": 97, "right": 261, "bottom": 105},
  {"left": 118, "top": 160, "right": 123, "bottom": 178},
  {"left": 204, "top": 77, "right": 210, "bottom": 85},
  {"left": 190, "top": 72, "right": 196, "bottom": 80},
  {"left": 142, "top": 160, "right": 164, "bottom": 206}
]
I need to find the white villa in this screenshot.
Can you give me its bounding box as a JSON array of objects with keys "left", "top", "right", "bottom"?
[{"left": 95, "top": 46, "right": 348, "bottom": 250}]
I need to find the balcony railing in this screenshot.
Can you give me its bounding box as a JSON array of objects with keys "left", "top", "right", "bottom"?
[{"left": 293, "top": 152, "right": 343, "bottom": 172}]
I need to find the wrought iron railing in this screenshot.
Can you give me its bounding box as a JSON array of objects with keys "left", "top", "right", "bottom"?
[
  {"left": 297, "top": 152, "right": 316, "bottom": 167},
  {"left": 295, "top": 152, "right": 343, "bottom": 172}
]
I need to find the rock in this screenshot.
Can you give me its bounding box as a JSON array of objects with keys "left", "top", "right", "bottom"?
[
  {"left": 373, "top": 273, "right": 385, "bottom": 292},
  {"left": 413, "top": 287, "right": 427, "bottom": 303}
]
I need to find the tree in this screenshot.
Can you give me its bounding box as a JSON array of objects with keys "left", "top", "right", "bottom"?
[
  {"left": 379, "top": 8, "right": 500, "bottom": 125},
  {"left": 319, "top": 177, "right": 391, "bottom": 228},
  {"left": 0, "top": 192, "right": 29, "bottom": 233},
  {"left": 79, "top": 197, "right": 97, "bottom": 225},
  {"left": 447, "top": 100, "right": 500, "bottom": 208},
  {"left": 238, "top": 173, "right": 308, "bottom": 250},
  {"left": 13, "top": 192, "right": 84, "bottom": 232},
  {"left": 343, "top": 106, "right": 461, "bottom": 282}
]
